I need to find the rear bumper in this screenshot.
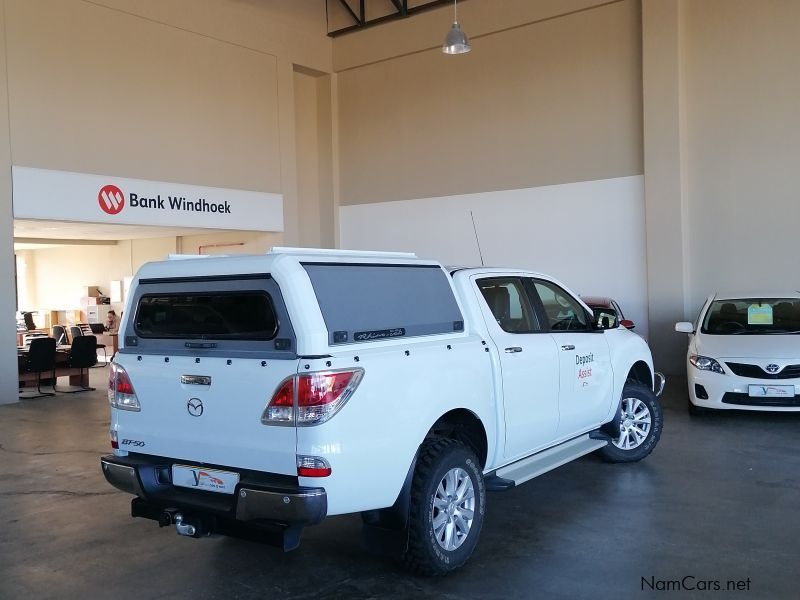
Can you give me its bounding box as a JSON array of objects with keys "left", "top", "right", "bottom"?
[{"left": 101, "top": 454, "right": 327, "bottom": 526}]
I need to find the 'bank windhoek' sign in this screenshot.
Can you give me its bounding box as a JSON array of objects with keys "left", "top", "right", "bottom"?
[{"left": 13, "top": 166, "right": 283, "bottom": 232}]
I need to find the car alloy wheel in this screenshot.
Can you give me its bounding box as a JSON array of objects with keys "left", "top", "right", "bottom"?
[
  {"left": 613, "top": 397, "right": 652, "bottom": 450},
  {"left": 432, "top": 467, "right": 475, "bottom": 551}
]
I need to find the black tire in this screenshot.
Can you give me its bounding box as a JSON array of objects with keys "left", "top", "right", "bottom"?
[
  {"left": 402, "top": 438, "right": 486, "bottom": 576},
  {"left": 598, "top": 382, "right": 662, "bottom": 463}
]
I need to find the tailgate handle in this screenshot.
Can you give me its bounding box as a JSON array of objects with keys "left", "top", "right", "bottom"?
[
  {"left": 185, "top": 342, "right": 217, "bottom": 349},
  {"left": 181, "top": 375, "right": 212, "bottom": 386}
]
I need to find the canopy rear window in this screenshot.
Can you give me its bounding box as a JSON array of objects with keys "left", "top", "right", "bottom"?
[{"left": 135, "top": 292, "right": 277, "bottom": 340}]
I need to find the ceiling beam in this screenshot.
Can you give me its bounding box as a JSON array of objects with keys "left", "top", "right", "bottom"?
[{"left": 328, "top": 0, "right": 453, "bottom": 37}]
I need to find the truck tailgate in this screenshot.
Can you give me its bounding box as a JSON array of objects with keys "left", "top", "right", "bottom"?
[{"left": 113, "top": 354, "right": 298, "bottom": 475}]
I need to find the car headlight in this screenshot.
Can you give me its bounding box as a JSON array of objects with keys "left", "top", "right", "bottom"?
[{"left": 690, "top": 354, "right": 725, "bottom": 374}]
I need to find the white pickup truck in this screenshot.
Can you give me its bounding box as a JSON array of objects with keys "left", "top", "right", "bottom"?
[{"left": 101, "top": 248, "right": 664, "bottom": 575}]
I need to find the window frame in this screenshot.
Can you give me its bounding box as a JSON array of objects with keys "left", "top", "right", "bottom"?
[{"left": 121, "top": 274, "right": 296, "bottom": 359}]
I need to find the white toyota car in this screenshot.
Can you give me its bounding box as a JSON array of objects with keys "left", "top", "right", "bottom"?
[{"left": 676, "top": 292, "right": 800, "bottom": 413}]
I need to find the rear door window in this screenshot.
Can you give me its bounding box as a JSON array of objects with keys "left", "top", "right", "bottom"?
[{"left": 476, "top": 278, "right": 540, "bottom": 333}]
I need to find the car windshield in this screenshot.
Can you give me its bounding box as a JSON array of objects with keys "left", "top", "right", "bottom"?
[{"left": 701, "top": 298, "right": 800, "bottom": 334}]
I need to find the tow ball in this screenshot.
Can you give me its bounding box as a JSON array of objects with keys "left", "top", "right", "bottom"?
[
  {"left": 157, "top": 509, "right": 205, "bottom": 537},
  {"left": 174, "top": 513, "right": 196, "bottom": 537}
]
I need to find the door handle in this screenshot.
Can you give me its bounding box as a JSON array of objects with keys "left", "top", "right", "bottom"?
[
  {"left": 561, "top": 345, "right": 575, "bottom": 351},
  {"left": 505, "top": 347, "right": 523, "bottom": 353}
]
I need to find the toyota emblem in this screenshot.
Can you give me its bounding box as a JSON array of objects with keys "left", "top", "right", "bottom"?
[
  {"left": 187, "top": 398, "right": 204, "bottom": 417},
  {"left": 765, "top": 364, "right": 780, "bottom": 374}
]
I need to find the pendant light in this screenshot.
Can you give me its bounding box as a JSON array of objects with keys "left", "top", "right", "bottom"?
[{"left": 442, "top": 0, "right": 470, "bottom": 55}]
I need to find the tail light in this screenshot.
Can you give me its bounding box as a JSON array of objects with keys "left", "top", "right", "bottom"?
[
  {"left": 110, "top": 429, "right": 119, "bottom": 449},
  {"left": 262, "top": 368, "right": 364, "bottom": 426},
  {"left": 108, "top": 363, "right": 141, "bottom": 412},
  {"left": 297, "top": 455, "right": 332, "bottom": 477}
]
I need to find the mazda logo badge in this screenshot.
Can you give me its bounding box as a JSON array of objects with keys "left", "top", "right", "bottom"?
[
  {"left": 187, "top": 398, "right": 204, "bottom": 417},
  {"left": 765, "top": 364, "right": 780, "bottom": 374}
]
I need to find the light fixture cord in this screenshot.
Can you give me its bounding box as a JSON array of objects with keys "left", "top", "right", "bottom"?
[{"left": 454, "top": 0, "right": 458, "bottom": 22}]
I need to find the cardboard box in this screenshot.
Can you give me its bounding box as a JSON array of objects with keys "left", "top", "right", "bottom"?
[{"left": 85, "top": 286, "right": 103, "bottom": 297}]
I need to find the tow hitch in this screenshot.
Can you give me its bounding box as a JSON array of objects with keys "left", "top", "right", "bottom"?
[
  {"left": 151, "top": 506, "right": 211, "bottom": 538},
  {"left": 131, "top": 497, "right": 304, "bottom": 550}
]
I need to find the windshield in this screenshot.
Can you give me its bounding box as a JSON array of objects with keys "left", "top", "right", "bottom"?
[{"left": 701, "top": 298, "right": 800, "bottom": 334}]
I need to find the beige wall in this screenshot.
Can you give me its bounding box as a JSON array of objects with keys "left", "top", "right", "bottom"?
[
  {"left": 683, "top": 0, "right": 800, "bottom": 309},
  {"left": 180, "top": 231, "right": 282, "bottom": 256},
  {"left": 1, "top": 0, "right": 332, "bottom": 402},
  {"left": 24, "top": 243, "right": 130, "bottom": 312},
  {"left": 337, "top": 0, "right": 643, "bottom": 205},
  {"left": 5, "top": 0, "right": 800, "bottom": 390},
  {"left": 294, "top": 68, "right": 337, "bottom": 248},
  {"left": 294, "top": 70, "right": 323, "bottom": 247},
  {"left": 6, "top": 0, "right": 281, "bottom": 192},
  {"left": 641, "top": 0, "right": 800, "bottom": 372},
  {"left": 642, "top": 0, "right": 689, "bottom": 372}
]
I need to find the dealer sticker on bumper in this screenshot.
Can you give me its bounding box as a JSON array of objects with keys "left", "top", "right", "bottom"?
[
  {"left": 748, "top": 384, "right": 795, "bottom": 398},
  {"left": 172, "top": 464, "right": 240, "bottom": 495}
]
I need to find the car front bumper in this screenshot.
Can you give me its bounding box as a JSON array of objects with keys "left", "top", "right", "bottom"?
[
  {"left": 687, "top": 366, "right": 800, "bottom": 411},
  {"left": 101, "top": 454, "right": 327, "bottom": 526}
]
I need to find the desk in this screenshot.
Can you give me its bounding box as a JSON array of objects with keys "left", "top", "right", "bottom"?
[
  {"left": 96, "top": 333, "right": 119, "bottom": 356},
  {"left": 17, "top": 346, "right": 89, "bottom": 387},
  {"left": 17, "top": 329, "right": 49, "bottom": 346}
]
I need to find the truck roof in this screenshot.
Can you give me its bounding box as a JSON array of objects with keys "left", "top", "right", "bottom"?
[{"left": 136, "top": 247, "right": 441, "bottom": 280}]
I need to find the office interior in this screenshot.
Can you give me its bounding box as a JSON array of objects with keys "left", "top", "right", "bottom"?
[{"left": 14, "top": 218, "right": 279, "bottom": 364}]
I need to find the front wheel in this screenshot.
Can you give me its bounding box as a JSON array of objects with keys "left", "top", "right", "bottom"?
[
  {"left": 598, "top": 382, "right": 663, "bottom": 463},
  {"left": 402, "top": 439, "right": 486, "bottom": 576}
]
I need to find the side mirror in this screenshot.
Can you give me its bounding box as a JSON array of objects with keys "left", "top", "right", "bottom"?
[
  {"left": 675, "top": 322, "right": 694, "bottom": 334},
  {"left": 592, "top": 309, "right": 618, "bottom": 330},
  {"left": 620, "top": 319, "right": 635, "bottom": 330}
]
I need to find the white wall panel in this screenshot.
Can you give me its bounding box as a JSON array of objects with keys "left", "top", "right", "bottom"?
[{"left": 340, "top": 176, "right": 650, "bottom": 339}]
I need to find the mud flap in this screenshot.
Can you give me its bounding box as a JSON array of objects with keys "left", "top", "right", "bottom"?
[{"left": 360, "top": 453, "right": 416, "bottom": 558}]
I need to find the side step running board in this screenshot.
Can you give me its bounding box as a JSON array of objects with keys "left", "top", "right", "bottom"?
[{"left": 495, "top": 434, "right": 608, "bottom": 486}]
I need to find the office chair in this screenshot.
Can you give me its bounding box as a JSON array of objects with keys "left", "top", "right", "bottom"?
[
  {"left": 22, "top": 311, "right": 37, "bottom": 331},
  {"left": 19, "top": 337, "right": 57, "bottom": 399},
  {"left": 69, "top": 325, "right": 83, "bottom": 344},
  {"left": 52, "top": 325, "right": 68, "bottom": 346},
  {"left": 55, "top": 336, "right": 97, "bottom": 393}
]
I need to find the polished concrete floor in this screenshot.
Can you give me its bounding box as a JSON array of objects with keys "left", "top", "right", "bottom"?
[{"left": 1, "top": 369, "right": 799, "bottom": 599}]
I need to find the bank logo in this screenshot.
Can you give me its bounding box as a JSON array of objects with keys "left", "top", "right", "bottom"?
[{"left": 98, "top": 184, "right": 125, "bottom": 215}]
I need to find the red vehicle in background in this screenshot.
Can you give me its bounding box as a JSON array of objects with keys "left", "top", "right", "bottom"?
[{"left": 581, "top": 296, "right": 636, "bottom": 330}]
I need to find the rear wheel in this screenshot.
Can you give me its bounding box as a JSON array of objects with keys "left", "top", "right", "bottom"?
[
  {"left": 598, "top": 382, "right": 662, "bottom": 463},
  {"left": 402, "top": 439, "right": 485, "bottom": 576}
]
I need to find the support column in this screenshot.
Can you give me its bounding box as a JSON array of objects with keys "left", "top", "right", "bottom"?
[
  {"left": 0, "top": 0, "right": 20, "bottom": 404},
  {"left": 277, "top": 58, "right": 299, "bottom": 246},
  {"left": 642, "top": 0, "right": 689, "bottom": 374}
]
